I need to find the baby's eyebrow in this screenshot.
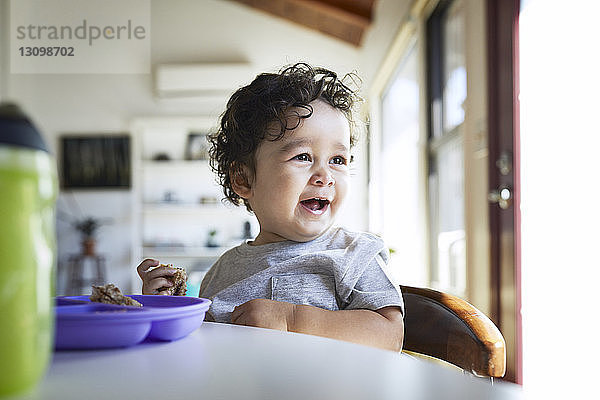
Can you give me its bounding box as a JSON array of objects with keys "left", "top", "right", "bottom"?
[
  {"left": 279, "top": 138, "right": 312, "bottom": 153},
  {"left": 278, "top": 139, "right": 349, "bottom": 154},
  {"left": 333, "top": 143, "right": 350, "bottom": 153}
]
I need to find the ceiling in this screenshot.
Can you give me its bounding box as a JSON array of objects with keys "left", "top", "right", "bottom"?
[{"left": 229, "top": 0, "right": 377, "bottom": 46}]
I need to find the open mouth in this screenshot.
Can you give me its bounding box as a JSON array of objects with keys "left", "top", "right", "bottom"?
[{"left": 300, "top": 198, "right": 330, "bottom": 214}]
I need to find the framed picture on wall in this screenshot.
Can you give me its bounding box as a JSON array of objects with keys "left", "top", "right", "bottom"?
[
  {"left": 185, "top": 132, "right": 210, "bottom": 160},
  {"left": 60, "top": 135, "right": 131, "bottom": 189}
]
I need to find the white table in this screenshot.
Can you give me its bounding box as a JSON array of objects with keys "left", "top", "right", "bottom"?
[{"left": 17, "top": 322, "right": 522, "bottom": 400}]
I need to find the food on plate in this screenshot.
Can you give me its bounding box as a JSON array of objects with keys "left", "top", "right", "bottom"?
[
  {"left": 90, "top": 284, "right": 142, "bottom": 307},
  {"left": 157, "top": 264, "right": 187, "bottom": 296}
]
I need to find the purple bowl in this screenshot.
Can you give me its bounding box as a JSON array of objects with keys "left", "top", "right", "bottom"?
[{"left": 55, "top": 295, "right": 211, "bottom": 350}]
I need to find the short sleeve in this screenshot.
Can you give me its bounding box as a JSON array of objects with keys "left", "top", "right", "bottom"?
[{"left": 340, "top": 249, "right": 404, "bottom": 315}]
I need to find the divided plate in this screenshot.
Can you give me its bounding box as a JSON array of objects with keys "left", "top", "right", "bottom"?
[{"left": 55, "top": 295, "right": 211, "bottom": 350}]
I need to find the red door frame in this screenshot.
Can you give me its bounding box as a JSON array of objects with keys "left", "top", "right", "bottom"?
[
  {"left": 487, "top": 0, "right": 522, "bottom": 384},
  {"left": 512, "top": 0, "right": 522, "bottom": 385}
]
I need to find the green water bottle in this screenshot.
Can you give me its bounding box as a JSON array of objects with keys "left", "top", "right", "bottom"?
[{"left": 0, "top": 103, "right": 57, "bottom": 396}]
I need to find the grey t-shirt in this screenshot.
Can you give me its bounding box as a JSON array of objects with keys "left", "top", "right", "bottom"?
[{"left": 199, "top": 227, "right": 404, "bottom": 323}]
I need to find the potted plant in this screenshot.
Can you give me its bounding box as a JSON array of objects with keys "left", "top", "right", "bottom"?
[
  {"left": 206, "top": 229, "right": 219, "bottom": 248},
  {"left": 73, "top": 217, "right": 105, "bottom": 256}
]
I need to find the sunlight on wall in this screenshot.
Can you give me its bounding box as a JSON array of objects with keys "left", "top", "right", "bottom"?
[
  {"left": 379, "top": 42, "right": 427, "bottom": 288},
  {"left": 520, "top": 0, "right": 600, "bottom": 397}
]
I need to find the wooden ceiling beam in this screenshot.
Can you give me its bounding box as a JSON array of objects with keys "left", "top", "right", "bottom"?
[
  {"left": 230, "top": 0, "right": 376, "bottom": 46},
  {"left": 314, "top": 0, "right": 376, "bottom": 20}
]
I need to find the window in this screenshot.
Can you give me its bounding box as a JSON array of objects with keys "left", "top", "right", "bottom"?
[{"left": 427, "top": 0, "right": 466, "bottom": 296}]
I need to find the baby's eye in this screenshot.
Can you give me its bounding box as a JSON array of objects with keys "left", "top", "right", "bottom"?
[
  {"left": 330, "top": 156, "right": 347, "bottom": 165},
  {"left": 294, "top": 153, "right": 311, "bottom": 162}
]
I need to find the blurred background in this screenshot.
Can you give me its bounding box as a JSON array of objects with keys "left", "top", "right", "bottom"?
[{"left": 1, "top": 0, "right": 598, "bottom": 396}]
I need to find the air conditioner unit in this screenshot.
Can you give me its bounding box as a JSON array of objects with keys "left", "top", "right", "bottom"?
[{"left": 154, "top": 63, "right": 253, "bottom": 98}]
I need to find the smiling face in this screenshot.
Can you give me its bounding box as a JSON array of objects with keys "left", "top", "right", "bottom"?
[{"left": 233, "top": 100, "right": 351, "bottom": 245}]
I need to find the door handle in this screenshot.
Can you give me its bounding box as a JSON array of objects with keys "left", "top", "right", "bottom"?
[{"left": 488, "top": 185, "right": 512, "bottom": 209}]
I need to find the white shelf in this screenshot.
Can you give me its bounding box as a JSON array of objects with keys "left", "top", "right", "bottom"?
[
  {"left": 141, "top": 160, "right": 209, "bottom": 170},
  {"left": 142, "top": 246, "right": 230, "bottom": 259},
  {"left": 142, "top": 203, "right": 224, "bottom": 214},
  {"left": 130, "top": 117, "right": 258, "bottom": 294}
]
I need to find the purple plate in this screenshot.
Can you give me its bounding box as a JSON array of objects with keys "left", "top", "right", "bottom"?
[{"left": 55, "top": 295, "right": 211, "bottom": 350}]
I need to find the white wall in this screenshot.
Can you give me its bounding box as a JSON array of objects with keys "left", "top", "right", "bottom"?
[
  {"left": 2, "top": 0, "right": 410, "bottom": 293},
  {"left": 359, "top": 0, "right": 413, "bottom": 88}
]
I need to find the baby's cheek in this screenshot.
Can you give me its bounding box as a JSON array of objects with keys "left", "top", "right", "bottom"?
[{"left": 335, "top": 179, "right": 349, "bottom": 205}]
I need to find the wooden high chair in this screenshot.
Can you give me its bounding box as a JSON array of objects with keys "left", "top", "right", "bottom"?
[{"left": 400, "top": 285, "right": 506, "bottom": 378}]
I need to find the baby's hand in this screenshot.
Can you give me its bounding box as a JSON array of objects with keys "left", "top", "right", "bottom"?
[
  {"left": 231, "top": 299, "right": 296, "bottom": 331},
  {"left": 136, "top": 258, "right": 176, "bottom": 295}
]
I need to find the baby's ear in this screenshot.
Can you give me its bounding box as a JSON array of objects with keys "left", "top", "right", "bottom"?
[{"left": 230, "top": 163, "right": 253, "bottom": 199}]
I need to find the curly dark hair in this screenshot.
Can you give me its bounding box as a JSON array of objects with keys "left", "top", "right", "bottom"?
[{"left": 208, "top": 62, "right": 363, "bottom": 211}]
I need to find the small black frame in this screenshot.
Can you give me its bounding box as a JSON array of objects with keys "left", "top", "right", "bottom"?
[{"left": 61, "top": 135, "right": 131, "bottom": 189}]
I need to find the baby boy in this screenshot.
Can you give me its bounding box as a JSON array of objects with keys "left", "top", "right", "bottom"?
[{"left": 138, "top": 63, "right": 404, "bottom": 351}]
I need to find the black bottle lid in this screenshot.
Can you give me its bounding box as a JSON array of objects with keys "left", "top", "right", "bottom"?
[{"left": 0, "top": 102, "right": 49, "bottom": 152}]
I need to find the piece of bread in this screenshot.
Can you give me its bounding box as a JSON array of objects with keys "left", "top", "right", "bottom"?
[
  {"left": 158, "top": 264, "right": 187, "bottom": 296},
  {"left": 90, "top": 284, "right": 142, "bottom": 307}
]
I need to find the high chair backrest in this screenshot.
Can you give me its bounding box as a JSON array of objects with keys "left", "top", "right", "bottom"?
[{"left": 400, "top": 285, "right": 506, "bottom": 378}]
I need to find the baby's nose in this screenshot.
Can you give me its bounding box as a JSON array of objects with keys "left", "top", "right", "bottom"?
[{"left": 310, "top": 169, "right": 335, "bottom": 186}]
